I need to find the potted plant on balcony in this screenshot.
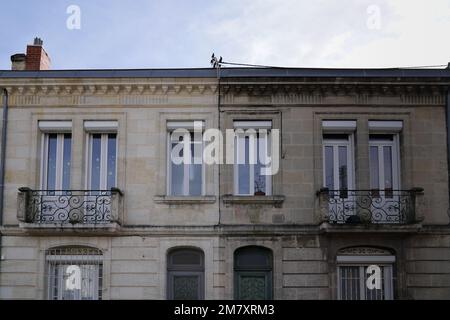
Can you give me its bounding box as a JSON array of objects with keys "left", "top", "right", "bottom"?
[{"left": 254, "top": 176, "right": 266, "bottom": 196}]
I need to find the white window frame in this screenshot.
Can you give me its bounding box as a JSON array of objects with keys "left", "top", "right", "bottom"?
[
  {"left": 166, "top": 121, "right": 205, "bottom": 196},
  {"left": 369, "top": 134, "right": 400, "bottom": 191},
  {"left": 322, "top": 134, "right": 355, "bottom": 192},
  {"left": 336, "top": 255, "right": 395, "bottom": 300},
  {"left": 85, "top": 133, "right": 118, "bottom": 190},
  {"left": 40, "top": 133, "right": 72, "bottom": 190},
  {"left": 233, "top": 121, "right": 273, "bottom": 196}
]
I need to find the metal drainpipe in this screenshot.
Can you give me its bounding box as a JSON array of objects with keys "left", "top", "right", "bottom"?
[
  {"left": 0, "top": 88, "right": 9, "bottom": 278},
  {"left": 447, "top": 89, "right": 450, "bottom": 222},
  {"left": 217, "top": 65, "right": 222, "bottom": 226}
]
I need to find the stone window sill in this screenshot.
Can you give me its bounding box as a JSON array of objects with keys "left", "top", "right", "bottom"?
[
  {"left": 153, "top": 195, "right": 216, "bottom": 204},
  {"left": 222, "top": 195, "right": 285, "bottom": 208},
  {"left": 18, "top": 222, "right": 121, "bottom": 234}
]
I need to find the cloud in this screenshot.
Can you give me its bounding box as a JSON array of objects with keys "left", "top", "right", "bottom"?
[
  {"left": 1, "top": 0, "right": 449, "bottom": 69},
  {"left": 198, "top": 0, "right": 450, "bottom": 68}
]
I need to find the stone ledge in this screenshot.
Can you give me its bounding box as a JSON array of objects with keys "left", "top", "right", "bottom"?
[
  {"left": 222, "top": 195, "right": 285, "bottom": 208},
  {"left": 319, "top": 221, "right": 423, "bottom": 233},
  {"left": 17, "top": 222, "right": 121, "bottom": 235},
  {"left": 153, "top": 195, "right": 216, "bottom": 204}
]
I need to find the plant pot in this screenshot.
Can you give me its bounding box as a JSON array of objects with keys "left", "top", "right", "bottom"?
[{"left": 254, "top": 191, "right": 266, "bottom": 196}]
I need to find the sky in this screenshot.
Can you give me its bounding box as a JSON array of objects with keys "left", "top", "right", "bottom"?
[{"left": 0, "top": 0, "right": 449, "bottom": 70}]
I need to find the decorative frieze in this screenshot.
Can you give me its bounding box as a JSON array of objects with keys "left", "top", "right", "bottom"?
[
  {"left": 401, "top": 94, "right": 445, "bottom": 105},
  {"left": 4, "top": 82, "right": 219, "bottom": 106},
  {"left": 2, "top": 81, "right": 447, "bottom": 106}
]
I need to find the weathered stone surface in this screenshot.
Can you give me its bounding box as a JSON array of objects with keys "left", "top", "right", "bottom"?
[{"left": 0, "top": 75, "right": 449, "bottom": 300}]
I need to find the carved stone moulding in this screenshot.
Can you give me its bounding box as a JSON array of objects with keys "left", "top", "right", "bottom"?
[
  {"left": 3, "top": 83, "right": 219, "bottom": 96},
  {"left": 337, "top": 246, "right": 394, "bottom": 256},
  {"left": 223, "top": 83, "right": 448, "bottom": 97}
]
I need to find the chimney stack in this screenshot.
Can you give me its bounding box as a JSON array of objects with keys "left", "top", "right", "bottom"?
[
  {"left": 25, "top": 37, "right": 51, "bottom": 70},
  {"left": 10, "top": 54, "right": 26, "bottom": 71},
  {"left": 10, "top": 37, "right": 51, "bottom": 71}
]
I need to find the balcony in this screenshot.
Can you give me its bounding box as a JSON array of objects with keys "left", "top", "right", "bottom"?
[
  {"left": 17, "top": 188, "right": 123, "bottom": 231},
  {"left": 317, "top": 188, "right": 424, "bottom": 226}
]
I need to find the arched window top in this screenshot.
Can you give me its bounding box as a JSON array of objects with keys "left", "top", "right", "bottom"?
[
  {"left": 234, "top": 246, "right": 272, "bottom": 270},
  {"left": 167, "top": 247, "right": 204, "bottom": 271}
]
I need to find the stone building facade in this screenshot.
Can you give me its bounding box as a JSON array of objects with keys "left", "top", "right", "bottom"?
[{"left": 0, "top": 48, "right": 450, "bottom": 299}]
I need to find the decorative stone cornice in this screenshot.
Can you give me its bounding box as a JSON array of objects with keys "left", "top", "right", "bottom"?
[
  {"left": 4, "top": 83, "right": 219, "bottom": 96},
  {"left": 222, "top": 82, "right": 447, "bottom": 96},
  {"left": 221, "top": 82, "right": 448, "bottom": 105},
  {"left": 3, "top": 82, "right": 220, "bottom": 106},
  {"left": 2, "top": 80, "right": 448, "bottom": 106}
]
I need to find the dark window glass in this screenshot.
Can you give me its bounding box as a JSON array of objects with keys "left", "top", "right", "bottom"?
[
  {"left": 62, "top": 134, "right": 71, "bottom": 190},
  {"left": 90, "top": 134, "right": 101, "bottom": 190},
  {"left": 370, "top": 146, "right": 379, "bottom": 190},
  {"left": 369, "top": 134, "right": 394, "bottom": 141},
  {"left": 107, "top": 134, "right": 117, "bottom": 189},
  {"left": 325, "top": 146, "right": 334, "bottom": 190},
  {"left": 323, "top": 134, "right": 349, "bottom": 140},
  {"left": 47, "top": 134, "right": 58, "bottom": 190},
  {"left": 238, "top": 136, "right": 250, "bottom": 194}
]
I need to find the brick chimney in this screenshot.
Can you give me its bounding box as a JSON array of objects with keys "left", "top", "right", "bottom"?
[
  {"left": 10, "top": 37, "right": 51, "bottom": 71},
  {"left": 25, "top": 37, "right": 51, "bottom": 70}
]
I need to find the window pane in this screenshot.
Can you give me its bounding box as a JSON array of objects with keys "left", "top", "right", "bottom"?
[
  {"left": 365, "top": 266, "right": 385, "bottom": 300},
  {"left": 107, "top": 134, "right": 117, "bottom": 189},
  {"left": 323, "top": 134, "right": 349, "bottom": 140},
  {"left": 62, "top": 134, "right": 71, "bottom": 190},
  {"left": 255, "top": 134, "right": 267, "bottom": 194},
  {"left": 383, "top": 146, "right": 393, "bottom": 190},
  {"left": 235, "top": 247, "right": 272, "bottom": 269},
  {"left": 238, "top": 136, "right": 250, "bottom": 194},
  {"left": 90, "top": 134, "right": 101, "bottom": 190},
  {"left": 47, "top": 247, "right": 102, "bottom": 301},
  {"left": 370, "top": 146, "right": 379, "bottom": 190},
  {"left": 171, "top": 251, "right": 202, "bottom": 266},
  {"left": 338, "top": 146, "right": 348, "bottom": 190},
  {"left": 171, "top": 141, "right": 184, "bottom": 195},
  {"left": 324, "top": 146, "right": 334, "bottom": 189},
  {"left": 369, "top": 134, "right": 393, "bottom": 141},
  {"left": 173, "top": 275, "right": 200, "bottom": 300},
  {"left": 340, "top": 266, "right": 360, "bottom": 300},
  {"left": 238, "top": 274, "right": 267, "bottom": 300},
  {"left": 46, "top": 134, "right": 58, "bottom": 190},
  {"left": 189, "top": 142, "right": 202, "bottom": 196},
  {"left": 50, "top": 264, "right": 99, "bottom": 300}
]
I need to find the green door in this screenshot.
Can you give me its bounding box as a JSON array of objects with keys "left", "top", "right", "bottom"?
[{"left": 234, "top": 246, "right": 273, "bottom": 300}]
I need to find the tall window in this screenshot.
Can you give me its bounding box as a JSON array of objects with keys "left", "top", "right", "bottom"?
[
  {"left": 234, "top": 121, "right": 272, "bottom": 196},
  {"left": 234, "top": 246, "right": 273, "bottom": 300},
  {"left": 167, "top": 248, "right": 205, "bottom": 300},
  {"left": 167, "top": 121, "right": 204, "bottom": 196},
  {"left": 369, "top": 134, "right": 400, "bottom": 197},
  {"left": 337, "top": 252, "right": 395, "bottom": 300},
  {"left": 88, "top": 133, "right": 117, "bottom": 190},
  {"left": 323, "top": 133, "right": 354, "bottom": 195},
  {"left": 41, "top": 133, "right": 72, "bottom": 190},
  {"left": 46, "top": 246, "right": 103, "bottom": 300}
]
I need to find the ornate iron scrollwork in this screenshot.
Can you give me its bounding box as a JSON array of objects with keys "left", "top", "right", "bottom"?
[
  {"left": 318, "top": 189, "right": 422, "bottom": 224},
  {"left": 25, "top": 190, "right": 113, "bottom": 224}
]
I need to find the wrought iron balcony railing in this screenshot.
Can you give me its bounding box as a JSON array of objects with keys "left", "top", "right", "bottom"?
[
  {"left": 17, "top": 188, "right": 124, "bottom": 225},
  {"left": 317, "top": 188, "right": 424, "bottom": 225}
]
